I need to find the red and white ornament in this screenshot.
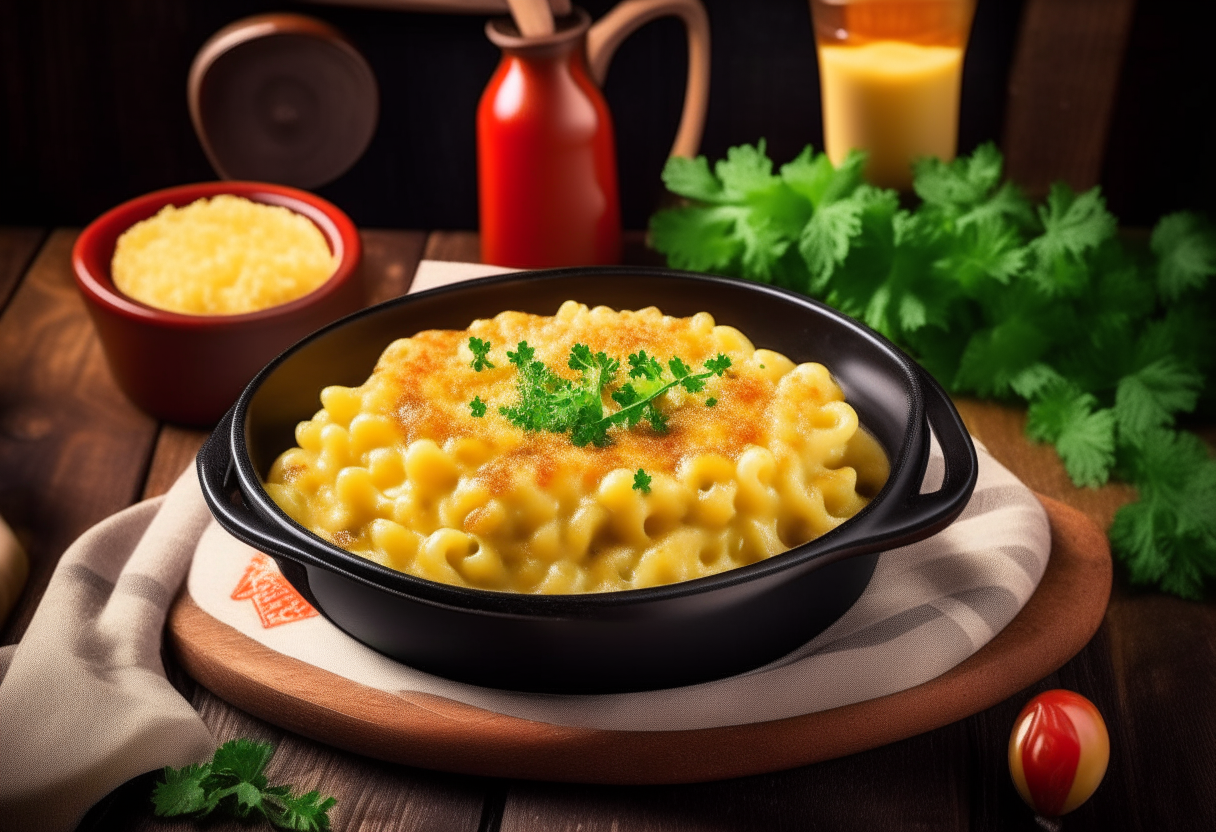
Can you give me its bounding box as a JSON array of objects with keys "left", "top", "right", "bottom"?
[{"left": 1009, "top": 689, "right": 1109, "bottom": 817}]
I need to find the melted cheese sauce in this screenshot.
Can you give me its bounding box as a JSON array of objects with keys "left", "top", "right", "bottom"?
[{"left": 266, "top": 303, "right": 889, "bottom": 594}]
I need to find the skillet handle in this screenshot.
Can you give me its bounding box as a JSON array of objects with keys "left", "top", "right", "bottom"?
[
  {"left": 821, "top": 367, "right": 978, "bottom": 557},
  {"left": 196, "top": 407, "right": 322, "bottom": 606},
  {"left": 893, "top": 368, "right": 978, "bottom": 538}
]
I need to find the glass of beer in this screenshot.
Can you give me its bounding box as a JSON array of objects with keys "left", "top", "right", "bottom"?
[{"left": 809, "top": 0, "right": 977, "bottom": 191}]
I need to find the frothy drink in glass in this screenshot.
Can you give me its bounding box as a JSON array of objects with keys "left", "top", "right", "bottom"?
[{"left": 810, "top": 0, "right": 977, "bottom": 190}]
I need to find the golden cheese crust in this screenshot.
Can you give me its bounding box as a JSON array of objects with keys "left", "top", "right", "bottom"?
[{"left": 265, "top": 302, "right": 889, "bottom": 594}]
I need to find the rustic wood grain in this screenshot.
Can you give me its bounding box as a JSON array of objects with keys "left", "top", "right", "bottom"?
[
  {"left": 425, "top": 230, "right": 482, "bottom": 263},
  {"left": 142, "top": 426, "right": 209, "bottom": 500},
  {"left": 0, "top": 227, "right": 47, "bottom": 312},
  {"left": 422, "top": 230, "right": 666, "bottom": 269},
  {"left": 496, "top": 733, "right": 971, "bottom": 832},
  {"left": 1002, "top": 0, "right": 1137, "bottom": 196},
  {"left": 1098, "top": 590, "right": 1216, "bottom": 830},
  {"left": 362, "top": 229, "right": 429, "bottom": 306},
  {"left": 0, "top": 228, "right": 159, "bottom": 645}
]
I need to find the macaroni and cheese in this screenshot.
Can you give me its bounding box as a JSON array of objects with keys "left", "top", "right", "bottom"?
[{"left": 264, "top": 302, "right": 889, "bottom": 594}]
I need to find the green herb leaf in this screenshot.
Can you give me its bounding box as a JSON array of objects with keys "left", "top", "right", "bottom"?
[
  {"left": 151, "top": 764, "right": 211, "bottom": 817},
  {"left": 912, "top": 141, "right": 1004, "bottom": 212},
  {"left": 781, "top": 146, "right": 865, "bottom": 209},
  {"left": 704, "top": 354, "right": 733, "bottom": 375},
  {"left": 469, "top": 396, "right": 487, "bottom": 418},
  {"left": 1113, "top": 357, "right": 1203, "bottom": 437},
  {"left": 799, "top": 198, "right": 866, "bottom": 289},
  {"left": 1152, "top": 212, "right": 1216, "bottom": 302},
  {"left": 1111, "top": 428, "right": 1216, "bottom": 599},
  {"left": 633, "top": 469, "right": 653, "bottom": 493},
  {"left": 152, "top": 740, "right": 336, "bottom": 830},
  {"left": 1035, "top": 183, "right": 1118, "bottom": 262},
  {"left": 629, "top": 350, "right": 664, "bottom": 381},
  {"left": 468, "top": 337, "right": 494, "bottom": 371},
  {"left": 661, "top": 154, "right": 724, "bottom": 203},
  {"left": 269, "top": 790, "right": 339, "bottom": 832},
  {"left": 649, "top": 205, "right": 744, "bottom": 273},
  {"left": 494, "top": 344, "right": 729, "bottom": 447},
  {"left": 715, "top": 139, "right": 780, "bottom": 199},
  {"left": 1026, "top": 383, "right": 1116, "bottom": 487},
  {"left": 211, "top": 738, "right": 273, "bottom": 788},
  {"left": 507, "top": 341, "right": 535, "bottom": 367}
]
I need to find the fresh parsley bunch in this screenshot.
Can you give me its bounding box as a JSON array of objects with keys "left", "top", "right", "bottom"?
[
  {"left": 650, "top": 141, "right": 1216, "bottom": 599},
  {"left": 152, "top": 738, "right": 336, "bottom": 831},
  {"left": 470, "top": 338, "right": 730, "bottom": 448}
]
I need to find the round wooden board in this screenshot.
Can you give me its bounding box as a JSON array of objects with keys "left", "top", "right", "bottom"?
[{"left": 167, "top": 494, "right": 1110, "bottom": 785}]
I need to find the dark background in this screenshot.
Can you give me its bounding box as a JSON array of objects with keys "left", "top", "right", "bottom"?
[{"left": 0, "top": 0, "right": 1212, "bottom": 231}]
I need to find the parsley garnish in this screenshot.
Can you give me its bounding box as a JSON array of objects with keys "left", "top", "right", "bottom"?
[
  {"left": 151, "top": 739, "right": 336, "bottom": 831},
  {"left": 651, "top": 141, "right": 1216, "bottom": 600},
  {"left": 468, "top": 336, "right": 495, "bottom": 371},
  {"left": 633, "top": 468, "right": 653, "bottom": 493},
  {"left": 706, "top": 397, "right": 718, "bottom": 407},
  {"left": 479, "top": 340, "right": 729, "bottom": 447},
  {"left": 469, "top": 395, "right": 487, "bottom": 417}
]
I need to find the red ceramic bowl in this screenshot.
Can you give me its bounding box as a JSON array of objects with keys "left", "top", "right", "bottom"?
[{"left": 72, "top": 181, "right": 364, "bottom": 426}]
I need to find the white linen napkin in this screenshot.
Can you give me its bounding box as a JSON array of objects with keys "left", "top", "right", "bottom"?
[{"left": 0, "top": 472, "right": 214, "bottom": 832}]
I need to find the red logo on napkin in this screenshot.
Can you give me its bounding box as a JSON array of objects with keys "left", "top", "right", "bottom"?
[{"left": 231, "top": 553, "right": 319, "bottom": 628}]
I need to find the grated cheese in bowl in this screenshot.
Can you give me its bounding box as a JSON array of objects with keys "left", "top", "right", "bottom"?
[{"left": 111, "top": 194, "right": 337, "bottom": 315}]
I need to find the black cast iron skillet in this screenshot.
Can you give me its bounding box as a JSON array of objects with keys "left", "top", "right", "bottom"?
[{"left": 199, "top": 268, "right": 978, "bottom": 694}]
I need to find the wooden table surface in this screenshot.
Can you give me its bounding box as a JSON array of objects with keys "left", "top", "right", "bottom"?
[{"left": 1, "top": 227, "right": 1213, "bottom": 831}]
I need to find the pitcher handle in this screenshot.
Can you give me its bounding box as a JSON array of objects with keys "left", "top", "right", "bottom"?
[{"left": 586, "top": 0, "right": 710, "bottom": 158}]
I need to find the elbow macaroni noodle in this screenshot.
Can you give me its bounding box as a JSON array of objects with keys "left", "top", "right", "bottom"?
[{"left": 265, "top": 302, "right": 889, "bottom": 593}]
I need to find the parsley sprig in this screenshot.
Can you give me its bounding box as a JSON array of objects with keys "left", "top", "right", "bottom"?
[
  {"left": 633, "top": 468, "right": 653, "bottom": 493},
  {"left": 151, "top": 739, "right": 336, "bottom": 831},
  {"left": 651, "top": 141, "right": 1216, "bottom": 599},
  {"left": 469, "top": 338, "right": 730, "bottom": 447}
]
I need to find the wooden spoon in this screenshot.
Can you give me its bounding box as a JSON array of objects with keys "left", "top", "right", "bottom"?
[{"left": 506, "top": 0, "right": 554, "bottom": 36}]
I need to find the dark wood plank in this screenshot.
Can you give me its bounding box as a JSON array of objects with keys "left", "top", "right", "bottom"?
[
  {"left": 0, "top": 228, "right": 159, "bottom": 645},
  {"left": 498, "top": 725, "right": 969, "bottom": 832},
  {"left": 362, "top": 229, "right": 429, "bottom": 306},
  {"left": 141, "top": 425, "right": 209, "bottom": 500},
  {"left": 1097, "top": 591, "right": 1216, "bottom": 830},
  {"left": 424, "top": 230, "right": 481, "bottom": 263},
  {"left": 1002, "top": 0, "right": 1137, "bottom": 196},
  {"left": 422, "top": 230, "right": 665, "bottom": 268},
  {"left": 0, "top": 227, "right": 47, "bottom": 312}
]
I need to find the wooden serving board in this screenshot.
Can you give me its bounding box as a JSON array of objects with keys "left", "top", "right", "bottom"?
[{"left": 167, "top": 494, "right": 1110, "bottom": 785}]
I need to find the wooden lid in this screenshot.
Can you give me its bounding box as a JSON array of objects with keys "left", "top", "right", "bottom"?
[{"left": 188, "top": 13, "right": 378, "bottom": 189}]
